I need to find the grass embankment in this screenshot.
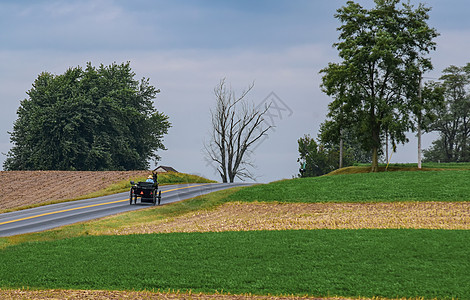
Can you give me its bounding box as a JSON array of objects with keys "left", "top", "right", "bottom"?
[
  {"left": 77, "top": 172, "right": 216, "bottom": 200},
  {"left": 228, "top": 170, "right": 470, "bottom": 203},
  {"left": 0, "top": 230, "right": 469, "bottom": 299},
  {"left": 329, "top": 162, "right": 470, "bottom": 175},
  {"left": 1, "top": 167, "right": 469, "bottom": 299}
]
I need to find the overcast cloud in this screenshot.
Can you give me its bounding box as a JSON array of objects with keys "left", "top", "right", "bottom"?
[{"left": 1, "top": 0, "right": 469, "bottom": 182}]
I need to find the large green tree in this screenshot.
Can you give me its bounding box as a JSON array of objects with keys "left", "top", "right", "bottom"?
[
  {"left": 4, "top": 62, "right": 170, "bottom": 171},
  {"left": 320, "top": 0, "right": 438, "bottom": 172}
]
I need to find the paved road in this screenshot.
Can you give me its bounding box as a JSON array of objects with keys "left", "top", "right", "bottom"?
[{"left": 0, "top": 182, "right": 251, "bottom": 237}]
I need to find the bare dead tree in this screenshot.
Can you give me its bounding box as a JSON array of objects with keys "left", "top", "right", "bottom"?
[{"left": 204, "top": 78, "right": 272, "bottom": 183}]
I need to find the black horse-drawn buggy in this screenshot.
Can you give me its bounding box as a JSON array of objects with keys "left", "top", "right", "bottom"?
[{"left": 129, "top": 172, "right": 162, "bottom": 205}]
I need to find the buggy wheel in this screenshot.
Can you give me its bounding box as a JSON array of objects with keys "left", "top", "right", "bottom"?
[
  {"left": 129, "top": 190, "right": 133, "bottom": 205},
  {"left": 157, "top": 190, "right": 162, "bottom": 206},
  {"left": 152, "top": 192, "right": 157, "bottom": 206}
]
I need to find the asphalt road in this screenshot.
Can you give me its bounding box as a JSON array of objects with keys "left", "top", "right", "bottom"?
[{"left": 0, "top": 182, "right": 251, "bottom": 237}]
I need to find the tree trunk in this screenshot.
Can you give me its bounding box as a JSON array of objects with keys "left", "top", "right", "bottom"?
[
  {"left": 371, "top": 120, "right": 380, "bottom": 172},
  {"left": 371, "top": 147, "right": 379, "bottom": 172}
]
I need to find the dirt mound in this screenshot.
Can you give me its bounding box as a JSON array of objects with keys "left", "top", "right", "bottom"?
[{"left": 0, "top": 171, "right": 150, "bottom": 210}]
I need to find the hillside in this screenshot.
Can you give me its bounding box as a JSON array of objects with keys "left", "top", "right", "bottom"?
[{"left": 1, "top": 167, "right": 469, "bottom": 299}]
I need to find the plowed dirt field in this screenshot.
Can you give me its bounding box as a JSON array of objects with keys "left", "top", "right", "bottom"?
[{"left": 0, "top": 170, "right": 150, "bottom": 210}]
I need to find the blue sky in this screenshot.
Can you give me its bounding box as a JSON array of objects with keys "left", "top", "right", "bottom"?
[{"left": 1, "top": 0, "right": 469, "bottom": 182}]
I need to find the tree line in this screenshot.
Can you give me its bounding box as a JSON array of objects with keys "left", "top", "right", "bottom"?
[
  {"left": 423, "top": 64, "right": 470, "bottom": 163},
  {"left": 298, "top": 0, "right": 470, "bottom": 177},
  {"left": 4, "top": 62, "right": 170, "bottom": 171}
]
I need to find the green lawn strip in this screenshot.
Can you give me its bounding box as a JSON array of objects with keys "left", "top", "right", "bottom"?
[
  {"left": 354, "top": 162, "right": 470, "bottom": 170},
  {"left": 0, "top": 229, "right": 468, "bottom": 299},
  {"left": 390, "top": 162, "right": 470, "bottom": 169},
  {"left": 423, "top": 162, "right": 470, "bottom": 169},
  {"left": 228, "top": 170, "right": 470, "bottom": 203}
]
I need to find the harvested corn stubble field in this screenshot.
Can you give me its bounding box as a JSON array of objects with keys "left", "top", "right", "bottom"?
[{"left": 103, "top": 201, "right": 470, "bottom": 235}]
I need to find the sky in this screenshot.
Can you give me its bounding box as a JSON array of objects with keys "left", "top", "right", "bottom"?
[{"left": 1, "top": 0, "right": 470, "bottom": 183}]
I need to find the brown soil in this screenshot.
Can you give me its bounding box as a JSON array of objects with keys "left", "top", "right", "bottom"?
[{"left": 0, "top": 171, "right": 150, "bottom": 210}]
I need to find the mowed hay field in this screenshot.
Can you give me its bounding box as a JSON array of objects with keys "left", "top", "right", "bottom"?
[{"left": 1, "top": 168, "right": 469, "bottom": 300}]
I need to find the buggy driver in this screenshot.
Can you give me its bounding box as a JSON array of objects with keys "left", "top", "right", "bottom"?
[{"left": 146, "top": 175, "right": 154, "bottom": 183}]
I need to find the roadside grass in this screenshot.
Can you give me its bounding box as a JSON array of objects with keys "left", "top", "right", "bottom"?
[
  {"left": 0, "top": 187, "right": 242, "bottom": 249},
  {"left": 0, "top": 230, "right": 469, "bottom": 299},
  {"left": 78, "top": 172, "right": 216, "bottom": 200},
  {"left": 158, "top": 172, "right": 217, "bottom": 185},
  {"left": 228, "top": 170, "right": 470, "bottom": 203},
  {"left": 51, "top": 172, "right": 216, "bottom": 200},
  {"left": 0, "top": 172, "right": 216, "bottom": 214}
]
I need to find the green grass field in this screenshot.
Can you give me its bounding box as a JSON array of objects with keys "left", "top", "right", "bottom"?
[
  {"left": 228, "top": 170, "right": 470, "bottom": 203},
  {"left": 0, "top": 230, "right": 469, "bottom": 299}
]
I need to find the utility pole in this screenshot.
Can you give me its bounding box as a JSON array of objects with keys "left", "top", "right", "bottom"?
[
  {"left": 385, "top": 131, "right": 389, "bottom": 165},
  {"left": 339, "top": 128, "right": 343, "bottom": 169},
  {"left": 417, "top": 73, "right": 423, "bottom": 169}
]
